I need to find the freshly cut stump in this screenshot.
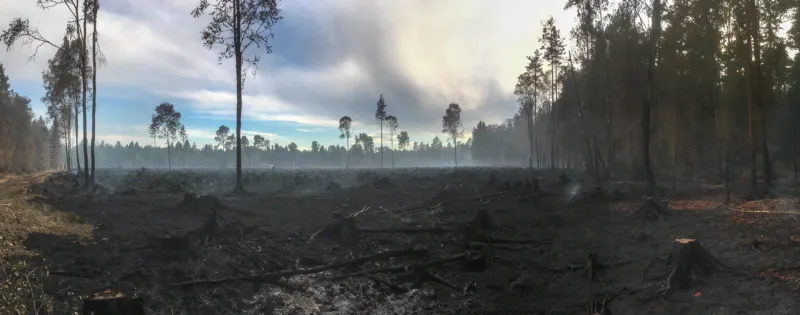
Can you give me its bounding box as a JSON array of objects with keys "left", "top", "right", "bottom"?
[
  {"left": 82, "top": 289, "right": 145, "bottom": 315},
  {"left": 662, "top": 238, "right": 734, "bottom": 293}
]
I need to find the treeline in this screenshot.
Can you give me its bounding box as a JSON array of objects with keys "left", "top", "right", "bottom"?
[
  {"left": 0, "top": 64, "right": 57, "bottom": 172},
  {"left": 470, "top": 0, "right": 800, "bottom": 184},
  {"left": 74, "top": 135, "right": 473, "bottom": 169}
]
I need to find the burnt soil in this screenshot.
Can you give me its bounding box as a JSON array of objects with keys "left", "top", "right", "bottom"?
[{"left": 1, "top": 168, "right": 800, "bottom": 314}]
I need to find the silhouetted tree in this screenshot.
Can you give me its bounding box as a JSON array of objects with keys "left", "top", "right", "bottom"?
[
  {"left": 214, "top": 125, "right": 230, "bottom": 151},
  {"left": 42, "top": 36, "right": 82, "bottom": 173},
  {"left": 89, "top": 0, "right": 102, "bottom": 186},
  {"left": 515, "top": 49, "right": 546, "bottom": 169},
  {"left": 386, "top": 115, "right": 398, "bottom": 167},
  {"left": 397, "top": 131, "right": 410, "bottom": 151},
  {"left": 150, "top": 103, "right": 183, "bottom": 170},
  {"left": 375, "top": 94, "right": 387, "bottom": 168},
  {"left": 540, "top": 17, "right": 565, "bottom": 168},
  {"left": 339, "top": 116, "right": 352, "bottom": 169},
  {"left": 192, "top": 0, "right": 283, "bottom": 193},
  {"left": 442, "top": 103, "right": 463, "bottom": 167},
  {"left": 148, "top": 122, "right": 158, "bottom": 147}
]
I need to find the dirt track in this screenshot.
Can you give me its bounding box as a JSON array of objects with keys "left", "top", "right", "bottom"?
[{"left": 1, "top": 168, "right": 800, "bottom": 314}]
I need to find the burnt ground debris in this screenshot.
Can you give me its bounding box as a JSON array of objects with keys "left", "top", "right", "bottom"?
[{"left": 1, "top": 168, "right": 799, "bottom": 314}]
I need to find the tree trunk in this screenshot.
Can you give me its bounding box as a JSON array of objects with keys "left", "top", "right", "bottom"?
[
  {"left": 391, "top": 135, "right": 394, "bottom": 168},
  {"left": 568, "top": 52, "right": 596, "bottom": 180},
  {"left": 746, "top": 32, "right": 759, "bottom": 196},
  {"left": 534, "top": 87, "right": 541, "bottom": 169},
  {"left": 90, "top": 4, "right": 98, "bottom": 186},
  {"left": 642, "top": 0, "right": 661, "bottom": 198},
  {"left": 550, "top": 62, "right": 556, "bottom": 169},
  {"left": 74, "top": 99, "right": 80, "bottom": 174},
  {"left": 346, "top": 136, "right": 350, "bottom": 169},
  {"left": 528, "top": 102, "right": 534, "bottom": 169},
  {"left": 605, "top": 64, "right": 612, "bottom": 177},
  {"left": 749, "top": 0, "right": 771, "bottom": 193},
  {"left": 167, "top": 139, "right": 171, "bottom": 170},
  {"left": 80, "top": 0, "right": 89, "bottom": 187},
  {"left": 453, "top": 138, "right": 458, "bottom": 167},
  {"left": 64, "top": 143, "right": 70, "bottom": 173},
  {"left": 673, "top": 89, "right": 678, "bottom": 193},
  {"left": 380, "top": 121, "right": 384, "bottom": 169},
  {"left": 794, "top": 136, "right": 798, "bottom": 187},
  {"left": 233, "top": 0, "right": 245, "bottom": 194}
]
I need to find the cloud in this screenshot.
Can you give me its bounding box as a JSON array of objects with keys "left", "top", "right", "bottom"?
[
  {"left": 241, "top": 130, "right": 283, "bottom": 142},
  {"left": 0, "top": 0, "right": 577, "bottom": 145}
]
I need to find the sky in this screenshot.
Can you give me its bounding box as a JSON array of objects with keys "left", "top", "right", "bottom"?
[{"left": 0, "top": 0, "right": 576, "bottom": 150}]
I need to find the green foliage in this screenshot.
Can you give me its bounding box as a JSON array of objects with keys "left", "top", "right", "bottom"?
[{"left": 0, "top": 64, "right": 53, "bottom": 172}]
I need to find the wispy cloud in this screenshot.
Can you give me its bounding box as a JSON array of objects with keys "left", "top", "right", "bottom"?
[
  {"left": 1, "top": 0, "right": 575, "bottom": 146},
  {"left": 241, "top": 130, "right": 283, "bottom": 142}
]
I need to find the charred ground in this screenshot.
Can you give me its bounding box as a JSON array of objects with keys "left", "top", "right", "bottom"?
[{"left": 1, "top": 168, "right": 799, "bottom": 314}]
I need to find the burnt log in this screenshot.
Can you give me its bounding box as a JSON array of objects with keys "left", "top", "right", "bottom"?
[{"left": 82, "top": 289, "right": 145, "bottom": 315}]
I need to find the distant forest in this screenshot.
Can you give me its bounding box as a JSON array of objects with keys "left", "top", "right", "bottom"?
[{"left": 2, "top": 1, "right": 800, "bottom": 185}]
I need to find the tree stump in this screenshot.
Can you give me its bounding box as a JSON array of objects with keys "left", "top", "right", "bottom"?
[
  {"left": 584, "top": 253, "right": 607, "bottom": 281},
  {"left": 629, "top": 197, "right": 671, "bottom": 221},
  {"left": 185, "top": 209, "right": 220, "bottom": 243},
  {"left": 591, "top": 186, "right": 605, "bottom": 200},
  {"left": 308, "top": 216, "right": 361, "bottom": 244},
  {"left": 462, "top": 242, "right": 493, "bottom": 272},
  {"left": 559, "top": 173, "right": 570, "bottom": 185},
  {"left": 82, "top": 289, "right": 145, "bottom": 315},
  {"left": 662, "top": 239, "right": 734, "bottom": 293},
  {"left": 178, "top": 193, "right": 221, "bottom": 213},
  {"left": 470, "top": 208, "right": 496, "bottom": 231}
]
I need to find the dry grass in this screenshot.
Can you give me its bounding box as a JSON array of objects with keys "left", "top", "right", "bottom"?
[{"left": 0, "top": 172, "right": 93, "bottom": 314}]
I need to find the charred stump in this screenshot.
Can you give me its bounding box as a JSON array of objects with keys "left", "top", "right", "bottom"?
[
  {"left": 178, "top": 193, "right": 221, "bottom": 213},
  {"left": 559, "top": 172, "right": 571, "bottom": 185},
  {"left": 308, "top": 216, "right": 361, "bottom": 244},
  {"left": 583, "top": 253, "right": 607, "bottom": 281},
  {"left": 661, "top": 239, "right": 735, "bottom": 294},
  {"left": 628, "top": 197, "right": 671, "bottom": 221},
  {"left": 470, "top": 208, "right": 497, "bottom": 231},
  {"left": 591, "top": 186, "right": 605, "bottom": 200},
  {"left": 185, "top": 209, "right": 220, "bottom": 243},
  {"left": 82, "top": 289, "right": 145, "bottom": 315},
  {"left": 462, "top": 242, "right": 493, "bottom": 272}
]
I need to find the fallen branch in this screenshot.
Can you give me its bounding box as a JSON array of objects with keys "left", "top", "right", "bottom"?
[
  {"left": 172, "top": 247, "right": 428, "bottom": 287},
  {"left": 360, "top": 227, "right": 449, "bottom": 234},
  {"left": 468, "top": 191, "right": 507, "bottom": 201},
  {"left": 329, "top": 253, "right": 468, "bottom": 280},
  {"left": 359, "top": 274, "right": 409, "bottom": 293}
]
